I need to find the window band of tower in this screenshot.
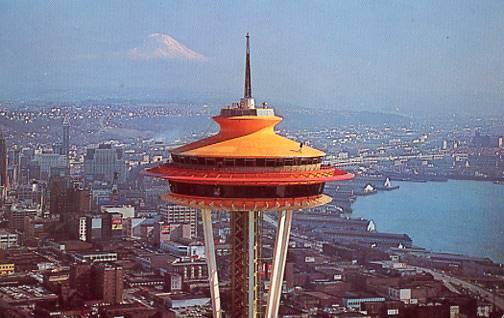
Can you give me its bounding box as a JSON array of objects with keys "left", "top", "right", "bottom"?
[
  {"left": 169, "top": 181, "right": 325, "bottom": 199},
  {"left": 171, "top": 155, "right": 323, "bottom": 167}
]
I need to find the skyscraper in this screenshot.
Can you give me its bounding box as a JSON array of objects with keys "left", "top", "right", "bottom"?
[
  {"left": 69, "top": 262, "right": 123, "bottom": 304},
  {"left": 85, "top": 215, "right": 103, "bottom": 242},
  {"left": 32, "top": 152, "right": 67, "bottom": 180},
  {"left": 84, "top": 144, "right": 127, "bottom": 184},
  {"left": 160, "top": 203, "right": 198, "bottom": 239},
  {"left": 62, "top": 116, "right": 70, "bottom": 160},
  {"left": 49, "top": 175, "right": 71, "bottom": 217},
  {"left": 69, "top": 263, "right": 92, "bottom": 300},
  {"left": 91, "top": 263, "right": 123, "bottom": 304},
  {"left": 0, "top": 130, "right": 8, "bottom": 200}
]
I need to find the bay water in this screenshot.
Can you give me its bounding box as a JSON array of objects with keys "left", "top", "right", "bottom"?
[{"left": 352, "top": 180, "right": 504, "bottom": 263}]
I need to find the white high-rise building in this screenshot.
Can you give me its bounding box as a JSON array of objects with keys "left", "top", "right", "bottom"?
[
  {"left": 84, "top": 144, "right": 127, "bottom": 184},
  {"left": 160, "top": 203, "right": 198, "bottom": 239},
  {"left": 32, "top": 153, "right": 67, "bottom": 179},
  {"left": 78, "top": 216, "right": 87, "bottom": 241}
]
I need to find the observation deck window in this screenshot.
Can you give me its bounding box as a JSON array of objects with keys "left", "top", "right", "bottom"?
[
  {"left": 265, "top": 159, "right": 276, "bottom": 167},
  {"left": 169, "top": 181, "right": 326, "bottom": 198},
  {"left": 245, "top": 159, "right": 255, "bottom": 167},
  {"left": 171, "top": 155, "right": 322, "bottom": 168}
]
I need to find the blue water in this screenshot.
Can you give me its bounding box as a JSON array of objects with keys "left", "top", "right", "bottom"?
[{"left": 352, "top": 180, "right": 504, "bottom": 263}]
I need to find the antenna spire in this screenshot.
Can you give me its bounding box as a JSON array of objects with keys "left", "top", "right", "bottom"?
[{"left": 244, "top": 32, "right": 252, "bottom": 98}]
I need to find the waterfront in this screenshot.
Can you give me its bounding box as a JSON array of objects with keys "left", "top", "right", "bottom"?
[{"left": 352, "top": 180, "right": 504, "bottom": 263}]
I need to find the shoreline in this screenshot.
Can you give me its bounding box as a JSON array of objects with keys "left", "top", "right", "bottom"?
[{"left": 350, "top": 179, "right": 504, "bottom": 265}]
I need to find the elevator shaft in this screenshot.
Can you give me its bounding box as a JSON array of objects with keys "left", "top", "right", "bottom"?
[{"left": 230, "top": 211, "right": 262, "bottom": 317}]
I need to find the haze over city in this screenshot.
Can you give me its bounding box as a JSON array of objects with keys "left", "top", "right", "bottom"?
[
  {"left": 1, "top": 1, "right": 504, "bottom": 115},
  {"left": 1, "top": 2, "right": 504, "bottom": 318}
]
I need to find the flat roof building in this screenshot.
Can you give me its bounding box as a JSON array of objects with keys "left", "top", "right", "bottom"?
[{"left": 0, "top": 229, "right": 18, "bottom": 249}]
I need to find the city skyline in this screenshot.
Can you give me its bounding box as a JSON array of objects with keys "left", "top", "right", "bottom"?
[{"left": 1, "top": 1, "right": 504, "bottom": 115}]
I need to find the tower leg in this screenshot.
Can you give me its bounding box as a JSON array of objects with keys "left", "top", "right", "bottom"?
[
  {"left": 265, "top": 210, "right": 293, "bottom": 318},
  {"left": 251, "top": 212, "right": 262, "bottom": 318},
  {"left": 201, "top": 209, "right": 222, "bottom": 318},
  {"left": 248, "top": 212, "right": 255, "bottom": 318},
  {"left": 230, "top": 211, "right": 262, "bottom": 318}
]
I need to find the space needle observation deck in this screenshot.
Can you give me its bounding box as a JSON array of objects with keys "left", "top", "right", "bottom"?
[{"left": 145, "top": 33, "right": 353, "bottom": 318}]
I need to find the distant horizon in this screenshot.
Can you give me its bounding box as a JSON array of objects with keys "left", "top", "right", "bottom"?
[{"left": 0, "top": 89, "right": 501, "bottom": 119}]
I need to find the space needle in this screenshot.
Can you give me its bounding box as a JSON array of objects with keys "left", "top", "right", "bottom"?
[{"left": 146, "top": 33, "right": 353, "bottom": 318}]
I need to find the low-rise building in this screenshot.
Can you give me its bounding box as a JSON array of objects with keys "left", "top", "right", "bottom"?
[
  {"left": 0, "top": 229, "right": 18, "bottom": 249},
  {"left": 73, "top": 252, "right": 118, "bottom": 263},
  {"left": 343, "top": 293, "right": 386, "bottom": 310},
  {"left": 0, "top": 263, "right": 15, "bottom": 276}
]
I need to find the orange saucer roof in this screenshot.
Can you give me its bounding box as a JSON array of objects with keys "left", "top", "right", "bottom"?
[{"left": 171, "top": 115, "right": 325, "bottom": 159}]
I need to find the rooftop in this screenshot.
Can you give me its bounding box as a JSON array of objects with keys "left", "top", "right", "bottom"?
[
  {"left": 0, "top": 285, "right": 58, "bottom": 304},
  {"left": 172, "top": 115, "right": 325, "bottom": 159}
]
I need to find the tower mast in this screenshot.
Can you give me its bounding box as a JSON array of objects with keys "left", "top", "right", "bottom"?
[
  {"left": 244, "top": 32, "right": 252, "bottom": 98},
  {"left": 240, "top": 33, "right": 255, "bottom": 110}
]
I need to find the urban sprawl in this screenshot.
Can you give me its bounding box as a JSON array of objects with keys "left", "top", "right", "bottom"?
[{"left": 0, "top": 101, "right": 503, "bottom": 317}]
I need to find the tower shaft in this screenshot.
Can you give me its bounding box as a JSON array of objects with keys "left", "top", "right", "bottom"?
[{"left": 230, "top": 211, "right": 262, "bottom": 317}]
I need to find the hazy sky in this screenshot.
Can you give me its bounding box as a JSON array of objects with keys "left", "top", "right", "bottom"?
[{"left": 1, "top": 1, "right": 503, "bottom": 115}]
